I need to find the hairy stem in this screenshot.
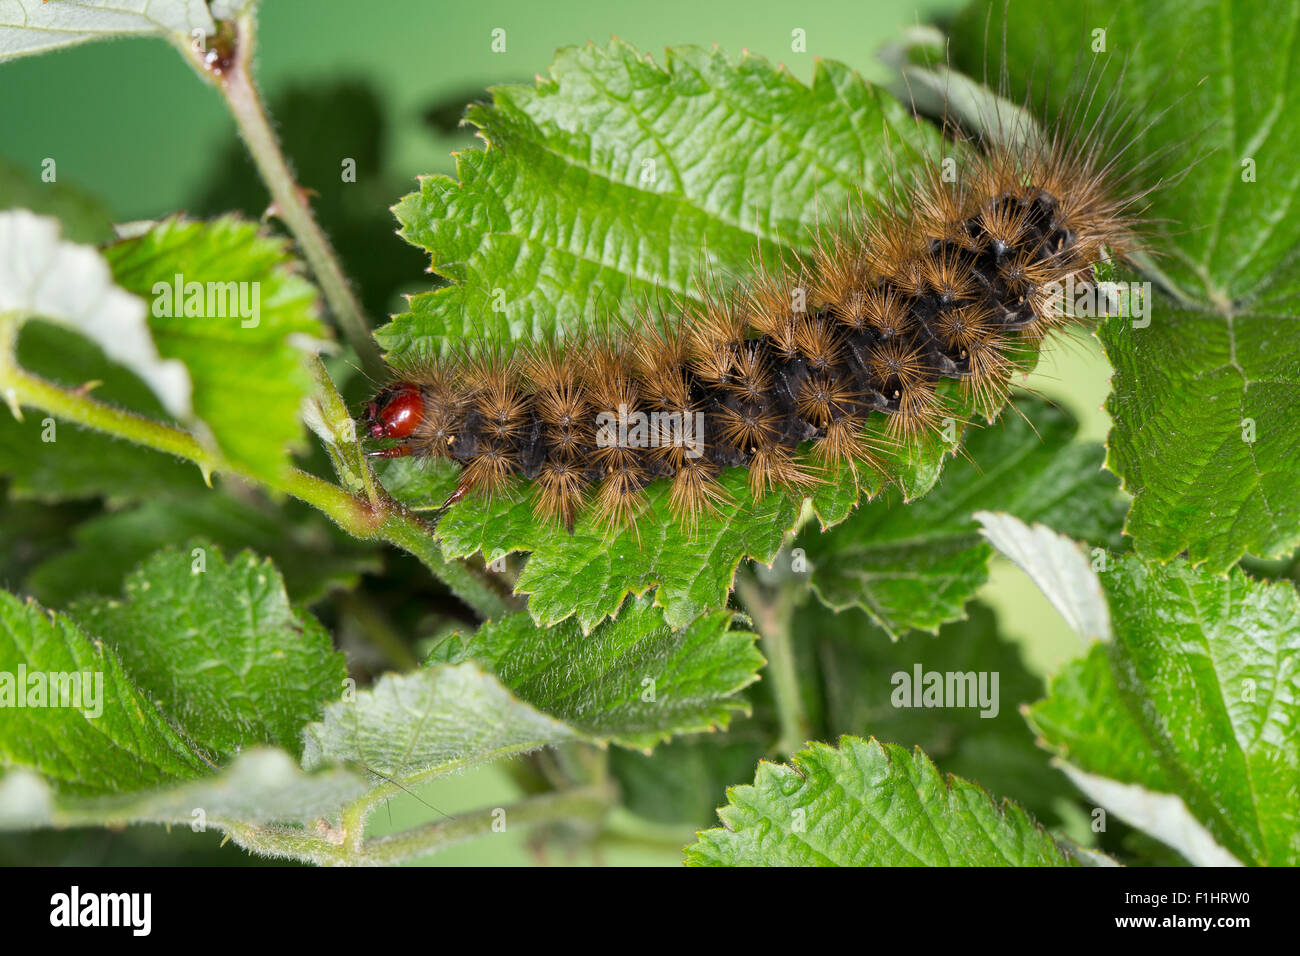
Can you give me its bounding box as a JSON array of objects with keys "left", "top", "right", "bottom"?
[
  {"left": 736, "top": 571, "right": 809, "bottom": 758},
  {"left": 224, "top": 783, "right": 614, "bottom": 866},
  {"left": 176, "top": 12, "right": 385, "bottom": 380},
  {"left": 363, "top": 784, "right": 612, "bottom": 865},
  {"left": 0, "top": 324, "right": 515, "bottom": 620}
]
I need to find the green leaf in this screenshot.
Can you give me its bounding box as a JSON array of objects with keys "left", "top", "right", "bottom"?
[
  {"left": 0, "top": 0, "right": 235, "bottom": 61},
  {"left": 428, "top": 595, "right": 762, "bottom": 750},
  {"left": 25, "top": 497, "right": 379, "bottom": 608},
  {"left": 381, "top": 41, "right": 941, "bottom": 356},
  {"left": 386, "top": 458, "right": 800, "bottom": 631},
  {"left": 0, "top": 589, "right": 208, "bottom": 797},
  {"left": 104, "top": 216, "right": 329, "bottom": 482},
  {"left": 801, "top": 396, "right": 1121, "bottom": 636},
  {"left": 0, "top": 748, "right": 367, "bottom": 832},
  {"left": 68, "top": 546, "right": 347, "bottom": 762},
  {"left": 1099, "top": 296, "right": 1300, "bottom": 570},
  {"left": 953, "top": 0, "right": 1300, "bottom": 570},
  {"left": 683, "top": 736, "right": 1074, "bottom": 866},
  {"left": 1027, "top": 555, "right": 1300, "bottom": 866},
  {"left": 301, "top": 663, "right": 584, "bottom": 784},
  {"left": 303, "top": 597, "right": 760, "bottom": 792}
]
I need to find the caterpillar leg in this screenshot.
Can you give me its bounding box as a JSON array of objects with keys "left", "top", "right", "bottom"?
[
  {"left": 440, "top": 482, "right": 471, "bottom": 509},
  {"left": 367, "top": 444, "right": 414, "bottom": 459}
]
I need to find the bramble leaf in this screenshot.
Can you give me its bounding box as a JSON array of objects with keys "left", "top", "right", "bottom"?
[
  {"left": 301, "top": 663, "right": 582, "bottom": 785},
  {"left": 975, "top": 512, "right": 1111, "bottom": 643},
  {"left": 429, "top": 595, "right": 762, "bottom": 750},
  {"left": 303, "top": 596, "right": 760, "bottom": 793},
  {"left": 684, "top": 736, "right": 1074, "bottom": 866},
  {"left": 381, "top": 41, "right": 941, "bottom": 357},
  {"left": 1025, "top": 554, "right": 1300, "bottom": 866},
  {"left": 0, "top": 0, "right": 245, "bottom": 61},
  {"left": 0, "top": 210, "right": 191, "bottom": 418},
  {"left": 0, "top": 748, "right": 367, "bottom": 832},
  {"left": 0, "top": 589, "right": 208, "bottom": 797},
  {"left": 69, "top": 546, "right": 347, "bottom": 761},
  {"left": 0, "top": 319, "right": 206, "bottom": 501},
  {"left": 1099, "top": 293, "right": 1300, "bottom": 570}
]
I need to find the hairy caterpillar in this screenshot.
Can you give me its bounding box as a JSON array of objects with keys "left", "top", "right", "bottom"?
[{"left": 362, "top": 61, "right": 1152, "bottom": 535}]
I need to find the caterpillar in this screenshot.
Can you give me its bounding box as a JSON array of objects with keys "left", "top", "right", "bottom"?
[{"left": 362, "top": 67, "right": 1150, "bottom": 534}]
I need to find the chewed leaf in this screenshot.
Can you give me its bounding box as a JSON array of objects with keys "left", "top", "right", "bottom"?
[
  {"left": 0, "top": 210, "right": 191, "bottom": 418},
  {"left": 374, "top": 41, "right": 1079, "bottom": 630}
]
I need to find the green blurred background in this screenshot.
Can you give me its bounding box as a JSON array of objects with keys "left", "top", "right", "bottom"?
[{"left": 0, "top": 0, "right": 1115, "bottom": 865}]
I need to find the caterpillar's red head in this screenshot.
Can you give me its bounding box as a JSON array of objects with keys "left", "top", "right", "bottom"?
[{"left": 364, "top": 383, "right": 425, "bottom": 441}]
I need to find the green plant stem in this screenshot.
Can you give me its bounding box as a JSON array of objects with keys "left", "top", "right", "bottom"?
[
  {"left": 224, "top": 783, "right": 614, "bottom": 865},
  {"left": 366, "top": 784, "right": 613, "bottom": 864},
  {"left": 735, "top": 572, "right": 809, "bottom": 758},
  {"left": 177, "top": 12, "right": 385, "bottom": 381},
  {"left": 0, "top": 330, "right": 514, "bottom": 620}
]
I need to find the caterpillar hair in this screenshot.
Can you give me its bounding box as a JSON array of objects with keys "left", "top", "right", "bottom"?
[{"left": 362, "top": 40, "right": 1163, "bottom": 536}]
